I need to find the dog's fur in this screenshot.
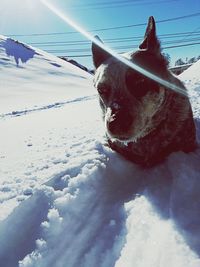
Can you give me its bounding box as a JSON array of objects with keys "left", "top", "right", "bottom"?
[{"left": 92, "top": 16, "right": 196, "bottom": 167}]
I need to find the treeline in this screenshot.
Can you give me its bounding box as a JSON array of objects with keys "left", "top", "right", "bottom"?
[{"left": 175, "top": 55, "right": 200, "bottom": 66}]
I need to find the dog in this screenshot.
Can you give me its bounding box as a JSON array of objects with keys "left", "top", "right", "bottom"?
[{"left": 92, "top": 16, "right": 196, "bottom": 167}]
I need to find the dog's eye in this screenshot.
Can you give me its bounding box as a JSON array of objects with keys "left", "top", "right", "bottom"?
[
  {"left": 126, "top": 71, "right": 149, "bottom": 98},
  {"left": 134, "top": 79, "right": 149, "bottom": 97},
  {"left": 97, "top": 86, "right": 110, "bottom": 98}
]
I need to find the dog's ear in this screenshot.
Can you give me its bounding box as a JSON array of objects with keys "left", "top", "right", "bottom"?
[
  {"left": 92, "top": 35, "right": 111, "bottom": 68},
  {"left": 139, "top": 16, "right": 160, "bottom": 53}
]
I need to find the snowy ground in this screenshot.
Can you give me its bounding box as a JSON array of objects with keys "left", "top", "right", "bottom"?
[{"left": 0, "top": 36, "right": 200, "bottom": 267}]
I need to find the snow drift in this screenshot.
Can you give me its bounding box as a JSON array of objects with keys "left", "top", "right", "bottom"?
[{"left": 0, "top": 36, "right": 200, "bottom": 267}]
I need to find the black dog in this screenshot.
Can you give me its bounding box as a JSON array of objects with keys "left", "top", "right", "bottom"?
[{"left": 92, "top": 16, "right": 196, "bottom": 166}]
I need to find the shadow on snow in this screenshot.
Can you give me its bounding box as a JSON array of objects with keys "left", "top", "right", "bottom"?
[{"left": 0, "top": 38, "right": 39, "bottom": 66}]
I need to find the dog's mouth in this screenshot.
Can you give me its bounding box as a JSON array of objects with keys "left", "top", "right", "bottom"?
[
  {"left": 108, "top": 133, "right": 140, "bottom": 144},
  {"left": 105, "top": 112, "right": 136, "bottom": 143},
  {"left": 105, "top": 110, "right": 149, "bottom": 144}
]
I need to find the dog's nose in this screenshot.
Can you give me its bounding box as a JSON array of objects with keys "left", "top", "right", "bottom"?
[
  {"left": 111, "top": 102, "right": 121, "bottom": 112},
  {"left": 107, "top": 110, "right": 133, "bottom": 138}
]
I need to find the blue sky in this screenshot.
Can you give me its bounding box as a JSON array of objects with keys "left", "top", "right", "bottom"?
[{"left": 0, "top": 0, "right": 200, "bottom": 68}]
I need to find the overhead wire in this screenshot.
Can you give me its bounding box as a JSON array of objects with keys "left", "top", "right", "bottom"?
[
  {"left": 45, "top": 39, "right": 200, "bottom": 54},
  {"left": 7, "top": 12, "right": 200, "bottom": 37},
  {"left": 28, "top": 35, "right": 200, "bottom": 48},
  {"left": 5, "top": 1, "right": 200, "bottom": 66},
  {"left": 68, "top": 0, "right": 174, "bottom": 8},
  {"left": 39, "top": 0, "right": 189, "bottom": 96},
  {"left": 66, "top": 0, "right": 179, "bottom": 10},
  {"left": 27, "top": 30, "right": 200, "bottom": 46}
]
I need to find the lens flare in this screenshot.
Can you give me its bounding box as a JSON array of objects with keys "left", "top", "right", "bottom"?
[{"left": 40, "top": 0, "right": 187, "bottom": 97}]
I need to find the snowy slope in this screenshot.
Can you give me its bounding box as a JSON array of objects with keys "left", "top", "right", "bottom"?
[
  {"left": 0, "top": 35, "right": 94, "bottom": 116},
  {"left": 0, "top": 37, "right": 200, "bottom": 267}
]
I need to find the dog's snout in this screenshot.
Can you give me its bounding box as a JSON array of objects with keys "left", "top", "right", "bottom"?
[
  {"left": 111, "top": 102, "right": 121, "bottom": 112},
  {"left": 106, "top": 109, "right": 133, "bottom": 139}
]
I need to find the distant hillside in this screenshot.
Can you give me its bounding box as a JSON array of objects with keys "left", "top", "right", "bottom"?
[{"left": 59, "top": 57, "right": 94, "bottom": 74}]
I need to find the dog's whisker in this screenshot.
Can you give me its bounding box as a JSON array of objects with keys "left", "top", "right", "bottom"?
[{"left": 40, "top": 0, "right": 187, "bottom": 97}]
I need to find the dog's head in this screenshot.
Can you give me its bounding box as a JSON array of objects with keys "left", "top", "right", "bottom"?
[{"left": 92, "top": 16, "right": 170, "bottom": 143}]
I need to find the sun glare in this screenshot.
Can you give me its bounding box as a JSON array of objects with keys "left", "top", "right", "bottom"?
[{"left": 40, "top": 0, "right": 187, "bottom": 97}]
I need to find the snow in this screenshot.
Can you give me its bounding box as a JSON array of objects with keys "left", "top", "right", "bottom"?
[
  {"left": 0, "top": 35, "right": 94, "bottom": 116},
  {"left": 0, "top": 36, "right": 200, "bottom": 267}
]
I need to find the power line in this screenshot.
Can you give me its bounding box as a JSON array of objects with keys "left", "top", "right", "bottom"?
[
  {"left": 45, "top": 41, "right": 200, "bottom": 55},
  {"left": 35, "top": 37, "right": 200, "bottom": 50},
  {"left": 67, "top": 0, "right": 178, "bottom": 10},
  {"left": 55, "top": 40, "right": 200, "bottom": 58},
  {"left": 28, "top": 30, "right": 200, "bottom": 43},
  {"left": 177, "top": 26, "right": 200, "bottom": 44},
  {"left": 7, "top": 12, "right": 200, "bottom": 37},
  {"left": 28, "top": 32, "right": 200, "bottom": 47},
  {"left": 164, "top": 42, "right": 200, "bottom": 49},
  {"left": 63, "top": 54, "right": 92, "bottom": 58},
  {"left": 69, "top": 0, "right": 164, "bottom": 8}
]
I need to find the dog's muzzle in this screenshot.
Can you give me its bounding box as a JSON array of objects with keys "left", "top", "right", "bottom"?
[{"left": 106, "top": 104, "right": 133, "bottom": 141}]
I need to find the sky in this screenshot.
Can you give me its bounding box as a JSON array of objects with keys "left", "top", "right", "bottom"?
[{"left": 0, "top": 0, "right": 200, "bottom": 69}]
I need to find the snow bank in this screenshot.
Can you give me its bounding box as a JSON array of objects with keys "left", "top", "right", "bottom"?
[
  {"left": 180, "top": 60, "right": 200, "bottom": 120},
  {"left": 0, "top": 39, "right": 200, "bottom": 267},
  {"left": 17, "top": 139, "right": 200, "bottom": 267},
  {"left": 116, "top": 196, "right": 200, "bottom": 267}
]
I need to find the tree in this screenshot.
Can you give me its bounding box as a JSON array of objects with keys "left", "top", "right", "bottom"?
[
  {"left": 162, "top": 52, "right": 171, "bottom": 67},
  {"left": 175, "top": 58, "right": 185, "bottom": 66},
  {"left": 188, "top": 57, "right": 196, "bottom": 64}
]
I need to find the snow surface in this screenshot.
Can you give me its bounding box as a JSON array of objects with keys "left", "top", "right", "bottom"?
[{"left": 0, "top": 36, "right": 200, "bottom": 267}]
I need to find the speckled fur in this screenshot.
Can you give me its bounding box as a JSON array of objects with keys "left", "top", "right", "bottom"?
[{"left": 92, "top": 17, "right": 196, "bottom": 167}]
